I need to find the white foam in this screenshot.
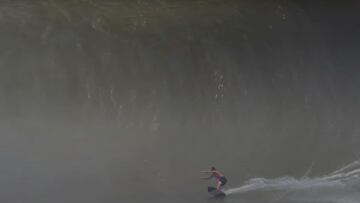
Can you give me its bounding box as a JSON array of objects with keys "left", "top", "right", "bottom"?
[{"left": 224, "top": 161, "right": 360, "bottom": 202}]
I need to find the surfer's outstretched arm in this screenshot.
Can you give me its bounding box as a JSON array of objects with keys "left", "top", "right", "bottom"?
[
  {"left": 200, "top": 172, "right": 213, "bottom": 179},
  {"left": 200, "top": 171, "right": 213, "bottom": 179},
  {"left": 200, "top": 171, "right": 213, "bottom": 173},
  {"left": 200, "top": 175, "right": 213, "bottom": 179}
]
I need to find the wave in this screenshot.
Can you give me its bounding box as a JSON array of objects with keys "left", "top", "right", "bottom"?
[{"left": 224, "top": 161, "right": 360, "bottom": 203}]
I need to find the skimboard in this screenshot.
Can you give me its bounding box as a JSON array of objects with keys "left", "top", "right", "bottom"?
[{"left": 208, "top": 186, "right": 226, "bottom": 197}]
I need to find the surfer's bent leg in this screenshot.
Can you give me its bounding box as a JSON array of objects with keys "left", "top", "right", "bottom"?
[
  {"left": 218, "top": 176, "right": 227, "bottom": 189},
  {"left": 217, "top": 181, "right": 221, "bottom": 190}
]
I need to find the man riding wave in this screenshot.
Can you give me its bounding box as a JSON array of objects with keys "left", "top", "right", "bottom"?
[{"left": 200, "top": 167, "right": 227, "bottom": 190}]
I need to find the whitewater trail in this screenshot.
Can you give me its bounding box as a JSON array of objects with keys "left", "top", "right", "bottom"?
[{"left": 224, "top": 161, "right": 360, "bottom": 203}]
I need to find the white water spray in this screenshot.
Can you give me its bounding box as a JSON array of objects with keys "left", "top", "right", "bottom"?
[{"left": 224, "top": 161, "right": 360, "bottom": 202}]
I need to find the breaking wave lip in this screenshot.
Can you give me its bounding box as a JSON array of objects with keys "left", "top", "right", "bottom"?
[{"left": 224, "top": 161, "right": 360, "bottom": 202}]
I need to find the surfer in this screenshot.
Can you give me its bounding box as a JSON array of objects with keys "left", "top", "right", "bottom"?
[{"left": 200, "top": 167, "right": 227, "bottom": 190}]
